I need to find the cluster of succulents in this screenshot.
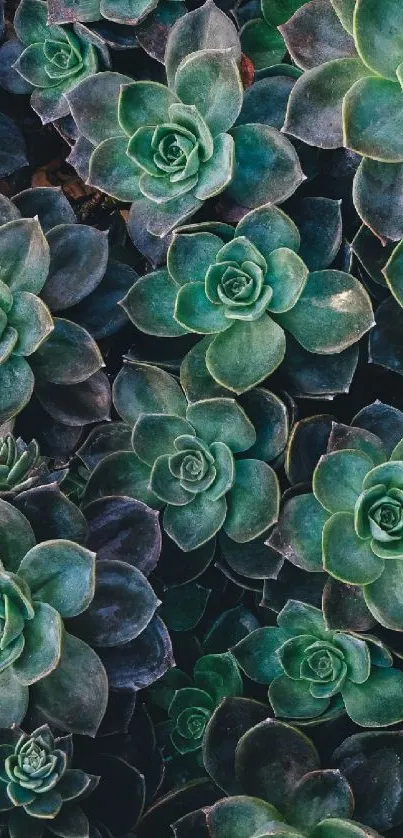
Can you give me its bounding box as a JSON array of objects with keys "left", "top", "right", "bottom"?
[{"left": 4, "top": 0, "right": 403, "bottom": 835}]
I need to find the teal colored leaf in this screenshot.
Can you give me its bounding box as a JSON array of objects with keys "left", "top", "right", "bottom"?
[
  {"left": 18, "top": 540, "right": 95, "bottom": 617},
  {"left": 224, "top": 459, "right": 280, "bottom": 542}
]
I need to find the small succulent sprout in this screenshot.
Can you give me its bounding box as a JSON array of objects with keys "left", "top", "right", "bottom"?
[
  {"left": 12, "top": 0, "right": 101, "bottom": 124},
  {"left": 232, "top": 599, "right": 403, "bottom": 727},
  {"left": 0, "top": 724, "right": 97, "bottom": 834},
  {"left": 149, "top": 652, "right": 242, "bottom": 754},
  {"left": 0, "top": 436, "right": 40, "bottom": 496},
  {"left": 281, "top": 0, "right": 403, "bottom": 240},
  {"left": 84, "top": 363, "right": 281, "bottom": 552},
  {"left": 121, "top": 204, "right": 374, "bottom": 394}
]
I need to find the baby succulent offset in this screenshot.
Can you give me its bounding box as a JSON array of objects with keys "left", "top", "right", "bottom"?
[
  {"left": 0, "top": 724, "right": 97, "bottom": 835},
  {"left": 233, "top": 599, "right": 403, "bottom": 726},
  {"left": 84, "top": 362, "right": 281, "bottom": 552},
  {"left": 0, "top": 436, "right": 40, "bottom": 497},
  {"left": 12, "top": 0, "right": 100, "bottom": 123},
  {"left": 282, "top": 0, "right": 403, "bottom": 240},
  {"left": 150, "top": 652, "right": 242, "bottom": 754},
  {"left": 122, "top": 204, "right": 374, "bottom": 393}
]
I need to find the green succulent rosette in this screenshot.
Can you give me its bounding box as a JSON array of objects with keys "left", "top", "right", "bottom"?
[
  {"left": 84, "top": 363, "right": 280, "bottom": 552},
  {"left": 0, "top": 724, "right": 97, "bottom": 835},
  {"left": 13, "top": 0, "right": 100, "bottom": 124},
  {"left": 281, "top": 0, "right": 403, "bottom": 240},
  {"left": 232, "top": 599, "right": 403, "bottom": 727},
  {"left": 0, "top": 498, "right": 108, "bottom": 735},
  {"left": 150, "top": 652, "right": 242, "bottom": 754},
  {"left": 0, "top": 436, "right": 40, "bottom": 496},
  {"left": 272, "top": 426, "right": 403, "bottom": 631},
  {"left": 66, "top": 44, "right": 305, "bottom": 238},
  {"left": 121, "top": 204, "right": 374, "bottom": 393}
]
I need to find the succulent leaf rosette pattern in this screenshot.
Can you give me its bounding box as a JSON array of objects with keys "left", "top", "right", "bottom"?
[
  {"left": 233, "top": 599, "right": 403, "bottom": 727},
  {"left": 0, "top": 497, "right": 109, "bottom": 734},
  {"left": 67, "top": 52, "right": 243, "bottom": 231},
  {"left": 150, "top": 652, "right": 242, "bottom": 754},
  {"left": 282, "top": 0, "right": 403, "bottom": 240},
  {"left": 0, "top": 724, "right": 97, "bottom": 834},
  {"left": 0, "top": 195, "right": 113, "bottom": 426},
  {"left": 13, "top": 0, "right": 100, "bottom": 123},
  {"left": 66, "top": 46, "right": 305, "bottom": 238},
  {"left": 272, "top": 423, "right": 403, "bottom": 632},
  {"left": 84, "top": 363, "right": 280, "bottom": 551},
  {"left": 122, "top": 204, "right": 374, "bottom": 393}
]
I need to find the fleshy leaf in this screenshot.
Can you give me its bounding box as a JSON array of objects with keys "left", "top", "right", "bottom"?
[
  {"left": 323, "top": 511, "right": 385, "bottom": 585},
  {"left": 164, "top": 493, "right": 227, "bottom": 551},
  {"left": 229, "top": 124, "right": 305, "bottom": 207},
  {"left": 113, "top": 362, "right": 187, "bottom": 424},
  {"left": 206, "top": 316, "right": 286, "bottom": 393},
  {"left": 232, "top": 627, "right": 288, "bottom": 684},
  {"left": 224, "top": 459, "right": 279, "bottom": 543},
  {"left": 276, "top": 270, "right": 374, "bottom": 354},
  {"left": 121, "top": 270, "right": 188, "bottom": 337},
  {"left": 174, "top": 49, "right": 243, "bottom": 136},
  {"left": 342, "top": 668, "right": 403, "bottom": 727},
  {"left": 18, "top": 540, "right": 95, "bottom": 617},
  {"left": 165, "top": 0, "right": 241, "bottom": 87},
  {"left": 32, "top": 632, "right": 108, "bottom": 736},
  {"left": 186, "top": 398, "right": 255, "bottom": 452},
  {"left": 313, "top": 450, "right": 373, "bottom": 513}
]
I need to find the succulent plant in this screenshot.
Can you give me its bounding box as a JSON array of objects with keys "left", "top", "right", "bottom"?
[
  {"left": 0, "top": 724, "right": 97, "bottom": 835},
  {"left": 0, "top": 191, "right": 113, "bottom": 427},
  {"left": 122, "top": 203, "right": 374, "bottom": 394},
  {"left": 199, "top": 794, "right": 382, "bottom": 838},
  {"left": 66, "top": 3, "right": 305, "bottom": 242},
  {"left": 150, "top": 652, "right": 242, "bottom": 754},
  {"left": 232, "top": 599, "right": 403, "bottom": 726},
  {"left": 281, "top": 0, "right": 403, "bottom": 240},
  {"left": 271, "top": 413, "right": 403, "bottom": 631},
  {"left": 67, "top": 52, "right": 242, "bottom": 224},
  {"left": 11, "top": 0, "right": 103, "bottom": 123},
  {"left": 0, "top": 491, "right": 172, "bottom": 733},
  {"left": 159, "top": 713, "right": 386, "bottom": 838},
  {"left": 199, "top": 703, "right": 399, "bottom": 838},
  {"left": 0, "top": 497, "right": 109, "bottom": 734},
  {"left": 0, "top": 436, "right": 41, "bottom": 496},
  {"left": 83, "top": 362, "right": 281, "bottom": 552},
  {"left": 238, "top": 0, "right": 305, "bottom": 71},
  {"left": 46, "top": 0, "right": 183, "bottom": 29}
]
